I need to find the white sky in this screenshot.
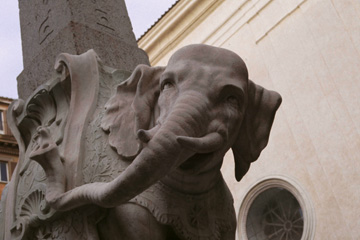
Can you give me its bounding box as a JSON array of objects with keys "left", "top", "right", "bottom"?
[{"left": 0, "top": 0, "right": 177, "bottom": 99}]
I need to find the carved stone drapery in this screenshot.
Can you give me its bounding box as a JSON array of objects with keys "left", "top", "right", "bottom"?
[{"left": 0, "top": 50, "right": 129, "bottom": 239}]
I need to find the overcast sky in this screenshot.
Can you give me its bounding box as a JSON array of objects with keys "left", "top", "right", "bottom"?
[{"left": 0, "top": 0, "right": 177, "bottom": 99}]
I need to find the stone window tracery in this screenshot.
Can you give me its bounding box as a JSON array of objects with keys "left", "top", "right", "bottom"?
[
  {"left": 246, "top": 188, "right": 304, "bottom": 240},
  {"left": 238, "top": 176, "right": 315, "bottom": 240}
]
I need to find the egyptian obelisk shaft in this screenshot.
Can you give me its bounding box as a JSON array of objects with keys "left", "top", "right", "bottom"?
[{"left": 17, "top": 0, "right": 149, "bottom": 99}]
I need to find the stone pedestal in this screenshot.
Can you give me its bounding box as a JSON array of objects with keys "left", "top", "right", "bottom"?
[{"left": 17, "top": 0, "right": 149, "bottom": 99}]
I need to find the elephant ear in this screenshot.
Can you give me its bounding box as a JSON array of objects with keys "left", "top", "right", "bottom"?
[
  {"left": 232, "top": 80, "right": 282, "bottom": 181},
  {"left": 101, "top": 64, "right": 165, "bottom": 159}
]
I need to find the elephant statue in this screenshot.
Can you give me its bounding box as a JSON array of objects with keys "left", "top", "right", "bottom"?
[{"left": 30, "top": 44, "right": 282, "bottom": 239}]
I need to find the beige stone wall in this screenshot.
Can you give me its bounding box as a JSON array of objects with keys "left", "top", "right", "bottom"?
[{"left": 139, "top": 0, "right": 360, "bottom": 239}]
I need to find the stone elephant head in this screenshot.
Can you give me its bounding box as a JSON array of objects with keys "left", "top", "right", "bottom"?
[
  {"left": 32, "top": 44, "right": 281, "bottom": 214},
  {"left": 101, "top": 44, "right": 282, "bottom": 192}
]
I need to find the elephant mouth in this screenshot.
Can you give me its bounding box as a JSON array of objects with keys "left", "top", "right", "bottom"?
[
  {"left": 175, "top": 130, "right": 227, "bottom": 174},
  {"left": 178, "top": 152, "right": 215, "bottom": 173},
  {"left": 176, "top": 131, "right": 226, "bottom": 153}
]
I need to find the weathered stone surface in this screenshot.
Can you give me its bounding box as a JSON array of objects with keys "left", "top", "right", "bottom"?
[
  {"left": 0, "top": 45, "right": 281, "bottom": 239},
  {"left": 17, "top": 0, "right": 149, "bottom": 99},
  {"left": 1, "top": 49, "right": 129, "bottom": 240}
]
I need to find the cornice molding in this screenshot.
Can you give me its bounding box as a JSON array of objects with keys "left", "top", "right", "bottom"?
[
  {"left": 0, "top": 97, "right": 14, "bottom": 105},
  {"left": 138, "top": 0, "right": 222, "bottom": 65},
  {"left": 0, "top": 134, "right": 18, "bottom": 145},
  {"left": 0, "top": 146, "right": 19, "bottom": 156},
  {"left": 139, "top": 0, "right": 307, "bottom": 65}
]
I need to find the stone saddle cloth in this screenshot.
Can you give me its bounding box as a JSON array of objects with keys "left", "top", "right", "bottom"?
[{"left": 132, "top": 177, "right": 236, "bottom": 240}]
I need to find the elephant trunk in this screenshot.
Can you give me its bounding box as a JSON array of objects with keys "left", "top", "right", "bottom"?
[
  {"left": 99, "top": 94, "right": 210, "bottom": 202},
  {"left": 50, "top": 94, "right": 223, "bottom": 210}
]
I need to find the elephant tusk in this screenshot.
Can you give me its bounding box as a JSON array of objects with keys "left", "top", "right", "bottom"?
[
  {"left": 137, "top": 129, "right": 151, "bottom": 142},
  {"left": 176, "top": 132, "right": 224, "bottom": 153},
  {"left": 137, "top": 125, "right": 160, "bottom": 143}
]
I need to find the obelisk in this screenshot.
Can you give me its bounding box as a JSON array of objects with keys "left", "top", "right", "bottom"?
[{"left": 17, "top": 0, "right": 149, "bottom": 99}]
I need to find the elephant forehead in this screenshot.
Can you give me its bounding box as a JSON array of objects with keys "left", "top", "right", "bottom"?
[
  {"left": 170, "top": 44, "right": 244, "bottom": 65},
  {"left": 169, "top": 44, "right": 247, "bottom": 72},
  {"left": 165, "top": 60, "right": 247, "bottom": 89}
]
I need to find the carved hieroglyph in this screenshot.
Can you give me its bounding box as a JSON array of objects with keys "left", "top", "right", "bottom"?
[
  {"left": 0, "top": 45, "right": 281, "bottom": 240},
  {"left": 17, "top": 0, "right": 149, "bottom": 100}
]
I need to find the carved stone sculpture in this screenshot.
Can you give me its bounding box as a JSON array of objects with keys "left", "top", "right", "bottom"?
[{"left": 0, "top": 44, "right": 281, "bottom": 240}]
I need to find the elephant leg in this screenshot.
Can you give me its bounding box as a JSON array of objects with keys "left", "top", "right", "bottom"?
[{"left": 97, "top": 203, "right": 176, "bottom": 240}]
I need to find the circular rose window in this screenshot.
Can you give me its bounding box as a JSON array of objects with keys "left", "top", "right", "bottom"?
[
  {"left": 246, "top": 188, "right": 303, "bottom": 240},
  {"left": 238, "top": 177, "right": 315, "bottom": 240}
]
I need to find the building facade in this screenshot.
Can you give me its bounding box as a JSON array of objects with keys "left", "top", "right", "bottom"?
[
  {"left": 139, "top": 0, "right": 360, "bottom": 239},
  {"left": 0, "top": 97, "right": 18, "bottom": 198}
]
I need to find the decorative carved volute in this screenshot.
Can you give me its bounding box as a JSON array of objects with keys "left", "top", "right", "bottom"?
[{"left": 0, "top": 50, "right": 129, "bottom": 239}]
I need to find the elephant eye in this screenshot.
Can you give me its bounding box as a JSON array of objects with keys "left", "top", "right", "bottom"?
[
  {"left": 226, "top": 96, "right": 239, "bottom": 107},
  {"left": 161, "top": 80, "right": 174, "bottom": 91}
]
